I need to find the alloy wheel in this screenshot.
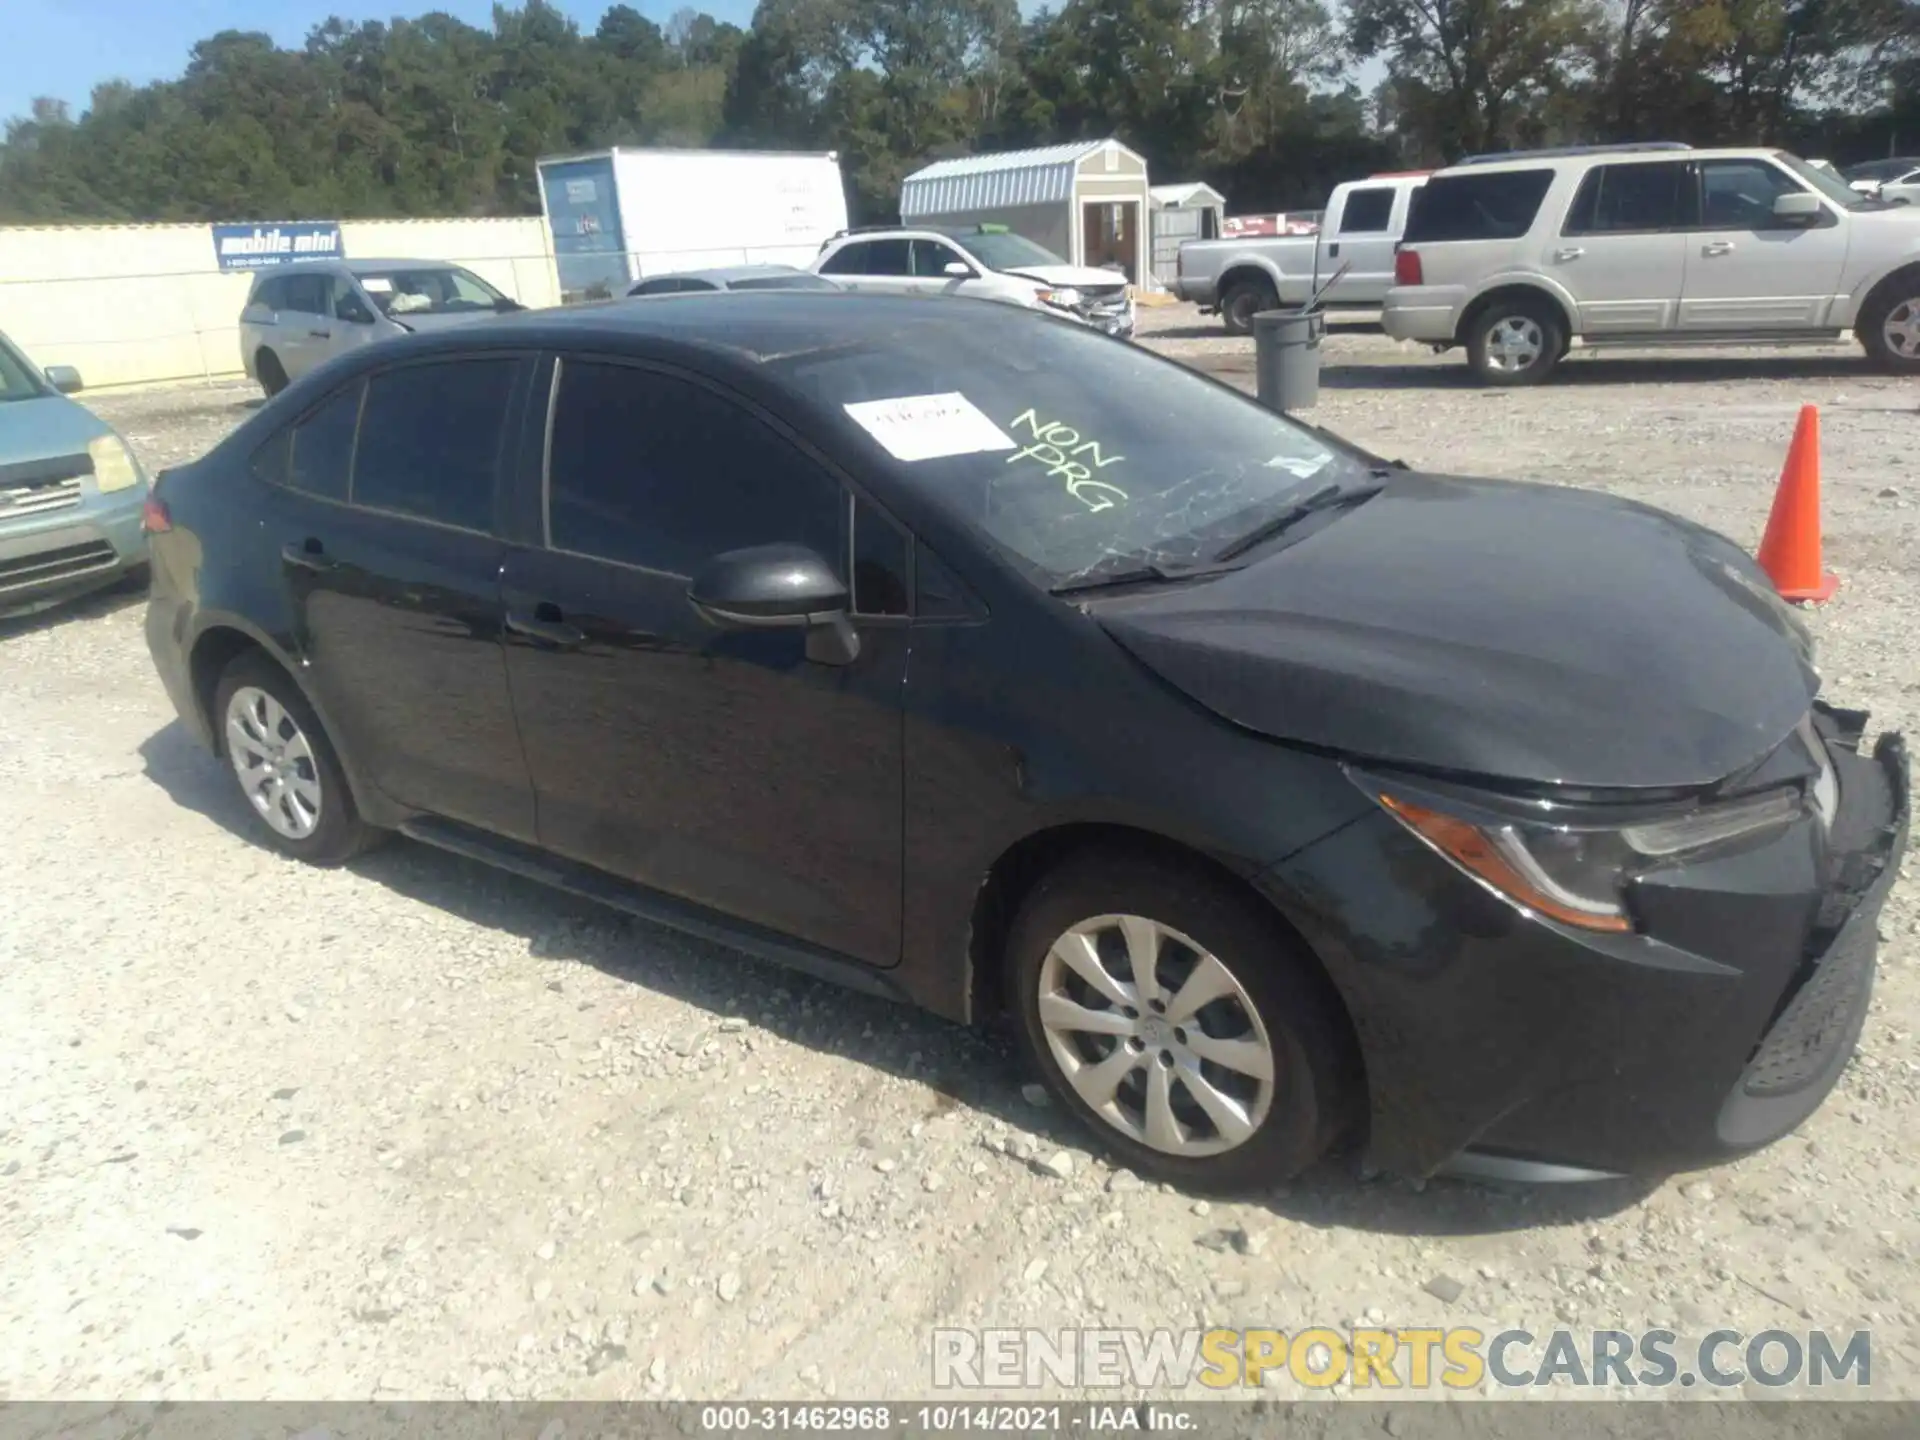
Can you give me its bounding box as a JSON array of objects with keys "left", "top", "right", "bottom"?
[
  {"left": 1036, "top": 914, "right": 1277, "bottom": 1157},
  {"left": 225, "top": 685, "right": 323, "bottom": 840},
  {"left": 1485, "top": 315, "right": 1545, "bottom": 373},
  {"left": 1883, "top": 298, "right": 1920, "bottom": 360}
]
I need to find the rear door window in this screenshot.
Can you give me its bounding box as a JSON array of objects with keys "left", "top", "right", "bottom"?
[
  {"left": 822, "top": 239, "right": 911, "bottom": 277},
  {"left": 1337, "top": 187, "right": 1396, "bottom": 234},
  {"left": 1563, "top": 161, "right": 1694, "bottom": 234},
  {"left": 1403, "top": 169, "right": 1555, "bottom": 242},
  {"left": 350, "top": 359, "right": 518, "bottom": 532},
  {"left": 279, "top": 275, "right": 330, "bottom": 315},
  {"left": 285, "top": 382, "right": 361, "bottom": 502}
]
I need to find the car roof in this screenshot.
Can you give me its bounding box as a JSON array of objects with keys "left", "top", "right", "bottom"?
[
  {"left": 1430, "top": 146, "right": 1794, "bottom": 176},
  {"left": 640, "top": 265, "right": 814, "bottom": 284},
  {"left": 251, "top": 258, "right": 465, "bottom": 276},
  {"left": 328, "top": 290, "right": 1049, "bottom": 372}
]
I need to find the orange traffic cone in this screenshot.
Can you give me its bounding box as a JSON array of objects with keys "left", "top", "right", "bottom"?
[{"left": 1755, "top": 405, "right": 1838, "bottom": 604}]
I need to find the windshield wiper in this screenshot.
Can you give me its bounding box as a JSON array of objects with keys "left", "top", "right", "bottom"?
[
  {"left": 1211, "top": 479, "right": 1386, "bottom": 563},
  {"left": 1049, "top": 558, "right": 1245, "bottom": 597}
]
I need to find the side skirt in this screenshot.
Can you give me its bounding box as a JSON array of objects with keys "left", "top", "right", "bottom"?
[{"left": 400, "top": 815, "right": 916, "bottom": 1006}]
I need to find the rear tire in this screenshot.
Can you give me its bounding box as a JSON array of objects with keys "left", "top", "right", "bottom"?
[
  {"left": 1220, "top": 279, "right": 1277, "bottom": 337},
  {"left": 256, "top": 350, "right": 289, "bottom": 398},
  {"left": 214, "top": 653, "right": 379, "bottom": 866},
  {"left": 1464, "top": 297, "right": 1565, "bottom": 385},
  {"left": 1006, "top": 849, "right": 1355, "bottom": 1193},
  {"left": 1857, "top": 273, "right": 1920, "bottom": 375}
]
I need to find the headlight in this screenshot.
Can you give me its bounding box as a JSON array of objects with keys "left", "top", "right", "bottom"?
[
  {"left": 88, "top": 435, "right": 143, "bottom": 492},
  {"left": 1365, "top": 777, "right": 1806, "bottom": 933},
  {"left": 1036, "top": 287, "right": 1082, "bottom": 310}
]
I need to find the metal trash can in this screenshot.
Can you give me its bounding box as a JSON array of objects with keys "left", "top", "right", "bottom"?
[{"left": 1253, "top": 308, "right": 1325, "bottom": 412}]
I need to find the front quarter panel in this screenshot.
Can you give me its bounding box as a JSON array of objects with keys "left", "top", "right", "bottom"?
[{"left": 895, "top": 586, "right": 1377, "bottom": 1022}]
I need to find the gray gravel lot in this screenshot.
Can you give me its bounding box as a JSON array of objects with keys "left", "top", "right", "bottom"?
[{"left": 1, "top": 307, "right": 1916, "bottom": 1403}]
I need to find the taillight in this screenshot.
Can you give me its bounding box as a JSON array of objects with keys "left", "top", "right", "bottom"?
[
  {"left": 141, "top": 497, "right": 172, "bottom": 534},
  {"left": 1394, "top": 248, "right": 1424, "bottom": 286}
]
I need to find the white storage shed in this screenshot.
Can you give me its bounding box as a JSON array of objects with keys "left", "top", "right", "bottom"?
[
  {"left": 1149, "top": 182, "right": 1227, "bottom": 285},
  {"left": 899, "top": 140, "right": 1152, "bottom": 284}
]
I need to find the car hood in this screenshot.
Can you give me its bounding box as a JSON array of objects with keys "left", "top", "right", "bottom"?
[
  {"left": 1094, "top": 472, "right": 1818, "bottom": 792},
  {"left": 1001, "top": 264, "right": 1132, "bottom": 291},
  {"left": 0, "top": 393, "right": 113, "bottom": 468}
]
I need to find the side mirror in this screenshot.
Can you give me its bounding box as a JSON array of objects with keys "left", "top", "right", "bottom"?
[
  {"left": 494, "top": 296, "right": 526, "bottom": 313},
  {"left": 44, "top": 364, "right": 83, "bottom": 394},
  {"left": 339, "top": 300, "right": 376, "bottom": 325},
  {"left": 1772, "top": 192, "right": 1823, "bottom": 225},
  {"left": 688, "top": 543, "right": 860, "bottom": 665},
  {"left": 942, "top": 261, "right": 975, "bottom": 278}
]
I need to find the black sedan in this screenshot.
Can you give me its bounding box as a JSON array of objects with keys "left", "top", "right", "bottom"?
[{"left": 141, "top": 292, "right": 1909, "bottom": 1191}]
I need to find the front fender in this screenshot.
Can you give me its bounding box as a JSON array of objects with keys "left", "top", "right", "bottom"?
[{"left": 1840, "top": 251, "right": 1920, "bottom": 326}]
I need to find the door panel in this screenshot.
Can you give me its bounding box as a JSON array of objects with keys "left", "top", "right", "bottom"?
[
  {"left": 500, "top": 357, "right": 907, "bottom": 967},
  {"left": 500, "top": 551, "right": 908, "bottom": 965},
  {"left": 280, "top": 356, "right": 536, "bottom": 839},
  {"left": 1555, "top": 161, "right": 1690, "bottom": 333},
  {"left": 274, "top": 274, "right": 334, "bottom": 380},
  {"left": 289, "top": 508, "right": 533, "bottom": 839},
  {"left": 1679, "top": 160, "right": 1850, "bottom": 330},
  {"left": 1325, "top": 185, "right": 1398, "bottom": 301}
]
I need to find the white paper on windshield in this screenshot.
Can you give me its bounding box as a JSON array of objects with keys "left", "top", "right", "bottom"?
[
  {"left": 1264, "top": 451, "right": 1332, "bottom": 479},
  {"left": 361, "top": 277, "right": 394, "bottom": 293},
  {"left": 843, "top": 393, "right": 1016, "bottom": 463}
]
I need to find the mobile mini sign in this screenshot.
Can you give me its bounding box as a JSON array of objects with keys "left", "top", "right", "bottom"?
[{"left": 210, "top": 222, "right": 345, "bottom": 271}]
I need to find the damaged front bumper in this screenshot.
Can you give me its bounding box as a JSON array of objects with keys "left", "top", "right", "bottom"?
[{"left": 1264, "top": 704, "right": 1910, "bottom": 1182}]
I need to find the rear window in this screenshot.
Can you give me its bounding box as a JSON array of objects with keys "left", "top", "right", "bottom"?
[{"left": 1404, "top": 169, "right": 1555, "bottom": 243}]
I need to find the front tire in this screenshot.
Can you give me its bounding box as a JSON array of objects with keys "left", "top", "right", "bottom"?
[
  {"left": 214, "top": 653, "right": 378, "bottom": 865},
  {"left": 1858, "top": 275, "right": 1920, "bottom": 374},
  {"left": 1007, "top": 850, "right": 1354, "bottom": 1192},
  {"left": 1464, "top": 298, "right": 1565, "bottom": 385}
]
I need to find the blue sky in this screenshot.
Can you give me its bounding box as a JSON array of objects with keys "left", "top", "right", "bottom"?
[{"left": 2, "top": 0, "right": 757, "bottom": 122}]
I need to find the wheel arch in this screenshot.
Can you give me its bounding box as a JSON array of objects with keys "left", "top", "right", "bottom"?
[
  {"left": 187, "top": 618, "right": 393, "bottom": 825},
  {"left": 1453, "top": 280, "right": 1577, "bottom": 347},
  {"left": 964, "top": 820, "right": 1368, "bottom": 1117},
  {"left": 1217, "top": 263, "right": 1283, "bottom": 302},
  {"left": 1853, "top": 259, "right": 1920, "bottom": 328}
]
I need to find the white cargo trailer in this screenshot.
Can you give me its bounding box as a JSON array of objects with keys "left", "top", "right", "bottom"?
[{"left": 536, "top": 148, "right": 850, "bottom": 303}]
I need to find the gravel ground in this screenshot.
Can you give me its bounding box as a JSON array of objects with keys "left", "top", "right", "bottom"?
[{"left": 1, "top": 309, "right": 1916, "bottom": 1405}]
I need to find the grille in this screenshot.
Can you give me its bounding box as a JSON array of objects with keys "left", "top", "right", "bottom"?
[
  {"left": 1741, "top": 924, "right": 1875, "bottom": 1096},
  {"left": 0, "top": 475, "right": 84, "bottom": 518},
  {"left": 0, "top": 539, "right": 119, "bottom": 595}
]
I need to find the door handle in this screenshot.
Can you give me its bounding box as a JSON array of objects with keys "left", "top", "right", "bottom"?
[
  {"left": 1702, "top": 241, "right": 1736, "bottom": 257},
  {"left": 506, "top": 603, "right": 586, "bottom": 650},
  {"left": 281, "top": 538, "right": 335, "bottom": 572},
  {"left": 1328, "top": 242, "right": 1341, "bottom": 258},
  {"left": 1552, "top": 246, "right": 1585, "bottom": 262},
  {"left": 308, "top": 329, "right": 332, "bottom": 339}
]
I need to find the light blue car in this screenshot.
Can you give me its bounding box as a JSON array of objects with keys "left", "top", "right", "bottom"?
[{"left": 0, "top": 331, "right": 149, "bottom": 618}]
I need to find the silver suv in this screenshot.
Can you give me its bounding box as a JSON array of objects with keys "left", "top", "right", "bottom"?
[
  {"left": 239, "top": 259, "right": 525, "bottom": 396},
  {"left": 812, "top": 225, "right": 1135, "bottom": 336},
  {"left": 1383, "top": 144, "right": 1920, "bottom": 384}
]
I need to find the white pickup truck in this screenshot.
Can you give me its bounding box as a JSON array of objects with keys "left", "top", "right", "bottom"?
[{"left": 1172, "top": 173, "right": 1428, "bottom": 333}]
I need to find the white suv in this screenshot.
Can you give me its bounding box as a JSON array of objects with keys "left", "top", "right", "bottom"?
[
  {"left": 812, "top": 224, "right": 1135, "bottom": 337},
  {"left": 1383, "top": 144, "right": 1920, "bottom": 384}
]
